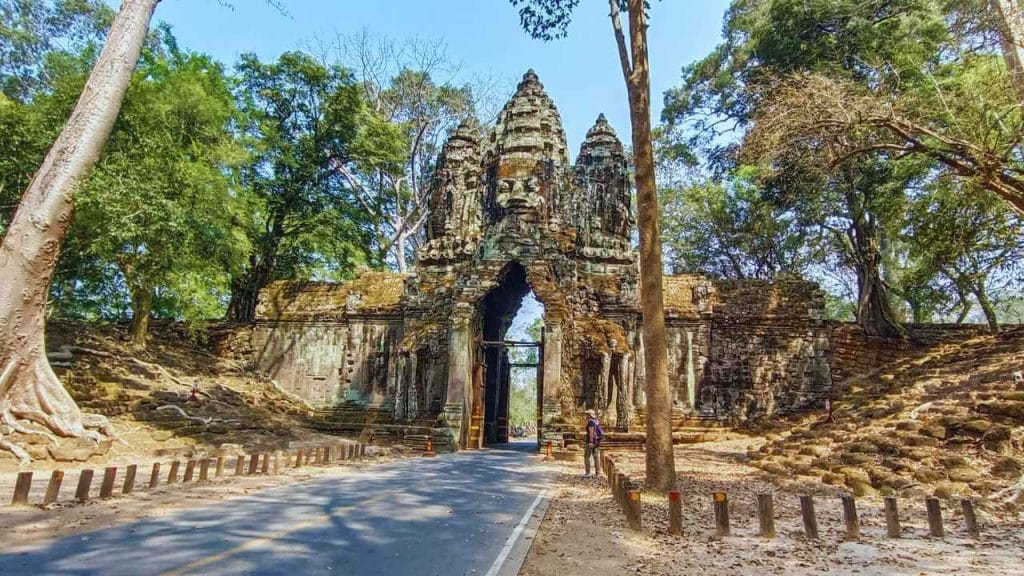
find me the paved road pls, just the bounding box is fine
[0,442,552,576]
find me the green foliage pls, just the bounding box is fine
[660,167,811,279]
[659,0,1024,331]
[508,370,537,429]
[663,0,949,160]
[233,51,381,283]
[0,0,114,100]
[69,35,251,325]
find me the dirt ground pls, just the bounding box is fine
[520,438,1024,576]
[0,450,398,552]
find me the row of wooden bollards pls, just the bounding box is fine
[8,442,366,508]
[601,454,980,539]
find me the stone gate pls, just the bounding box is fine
[217,71,833,450]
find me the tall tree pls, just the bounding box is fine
[226,52,391,322]
[904,178,1024,329]
[994,0,1024,104]
[0,0,158,460]
[509,0,676,491]
[663,0,953,338]
[660,167,812,279]
[326,33,488,271]
[73,40,250,348]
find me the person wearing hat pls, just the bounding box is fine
[583,408,603,478]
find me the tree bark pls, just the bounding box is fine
[844,177,903,339]
[995,0,1024,106]
[610,0,676,492]
[0,0,158,459]
[973,280,1000,332]
[226,218,283,323]
[128,286,153,349]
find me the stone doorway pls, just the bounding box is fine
[474,262,544,449]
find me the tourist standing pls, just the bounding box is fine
[583,409,603,478]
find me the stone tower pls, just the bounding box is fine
[226,69,833,452]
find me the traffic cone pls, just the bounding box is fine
[545,440,554,461]
[423,437,436,458]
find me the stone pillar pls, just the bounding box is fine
[542,321,562,424]
[442,305,473,449]
[634,331,646,408]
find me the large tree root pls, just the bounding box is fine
[993,474,1024,504]
[155,404,238,426]
[1,347,112,465]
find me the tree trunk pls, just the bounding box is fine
[395,231,408,273]
[995,0,1024,106]
[612,0,676,492]
[973,280,1000,332]
[846,183,903,339]
[128,286,153,349]
[226,220,283,323]
[853,246,903,338]
[0,0,158,460]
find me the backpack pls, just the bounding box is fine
[592,419,604,442]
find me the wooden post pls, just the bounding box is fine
[273,452,280,474]
[123,464,137,494]
[294,449,303,468]
[167,461,180,484]
[713,491,730,538]
[757,493,775,538]
[925,497,944,538]
[44,470,64,505]
[149,463,161,489]
[261,453,270,474]
[884,496,901,538]
[199,459,210,482]
[100,466,117,498]
[613,472,625,510]
[961,498,979,538]
[215,456,225,477]
[235,455,246,476]
[668,490,683,536]
[11,471,32,505]
[841,495,860,540]
[323,445,332,464]
[75,470,94,502]
[183,460,196,483]
[625,489,642,531]
[799,495,819,540]
[248,454,259,475]
[359,443,366,458]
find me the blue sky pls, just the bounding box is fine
[142,0,730,150]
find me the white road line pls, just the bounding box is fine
[484,488,548,576]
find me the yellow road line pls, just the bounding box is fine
[159,492,391,576]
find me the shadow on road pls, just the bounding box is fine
[0,443,552,576]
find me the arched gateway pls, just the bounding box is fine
[218,71,833,451]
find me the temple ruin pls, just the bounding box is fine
[218,71,833,450]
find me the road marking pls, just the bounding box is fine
[484,489,548,576]
[158,492,392,576]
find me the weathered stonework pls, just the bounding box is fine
[218,71,833,449]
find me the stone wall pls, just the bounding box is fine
[215,276,408,409]
[829,323,1000,388]
[663,278,832,420]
